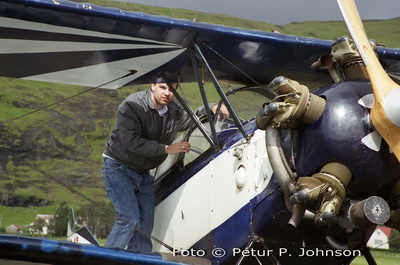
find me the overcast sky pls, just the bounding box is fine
[115,0,400,25]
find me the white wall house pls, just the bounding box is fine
[367,226,392,250]
[29,214,54,235]
[5,224,22,234]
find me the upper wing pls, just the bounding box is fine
[0,0,399,89]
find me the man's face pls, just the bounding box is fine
[151,83,176,108]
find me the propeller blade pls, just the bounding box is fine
[337,0,400,161]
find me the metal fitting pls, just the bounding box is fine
[256,76,326,129]
[312,36,373,82]
[290,162,352,225]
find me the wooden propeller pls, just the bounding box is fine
[337,0,400,161]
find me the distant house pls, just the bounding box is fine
[67,207,100,245]
[6,224,22,233]
[367,226,392,250]
[67,226,100,245]
[29,214,55,235]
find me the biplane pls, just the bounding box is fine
[0,0,400,264]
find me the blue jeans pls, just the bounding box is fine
[102,157,155,252]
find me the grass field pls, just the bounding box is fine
[351,250,400,265]
[0,205,58,228]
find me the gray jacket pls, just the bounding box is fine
[104,89,194,172]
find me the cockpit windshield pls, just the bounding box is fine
[152,86,272,180]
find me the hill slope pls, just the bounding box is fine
[0,1,399,227]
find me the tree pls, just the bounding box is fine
[76,201,115,239]
[389,228,400,251]
[51,201,69,237]
[31,217,47,235]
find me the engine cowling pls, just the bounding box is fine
[295,80,400,199]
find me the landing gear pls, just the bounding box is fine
[235,235,280,265]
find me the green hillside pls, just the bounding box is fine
[0,0,399,232]
[79,0,399,47]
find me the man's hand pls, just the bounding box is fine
[165,141,190,154]
[212,104,230,120]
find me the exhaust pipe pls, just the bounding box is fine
[311,54,343,83]
[265,124,313,227]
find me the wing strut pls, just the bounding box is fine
[159,75,218,150]
[192,44,249,141]
[189,49,220,149]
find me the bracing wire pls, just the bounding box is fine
[0,145,175,252]
[371,233,400,251]
[3,86,97,124]
[202,42,268,89]
[1,71,176,252]
[3,71,136,124]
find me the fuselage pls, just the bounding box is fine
[152,80,400,264]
